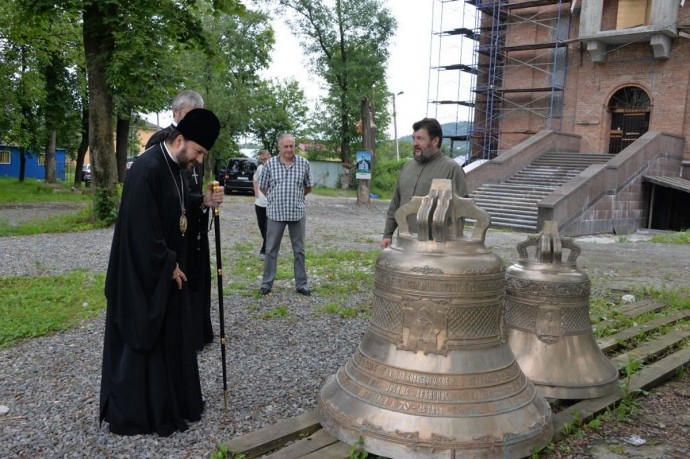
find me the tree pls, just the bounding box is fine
[247,78,309,154]
[0,0,48,182]
[278,0,396,187]
[75,0,245,222]
[0,0,85,185]
[179,4,275,169]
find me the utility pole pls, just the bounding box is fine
[392,91,403,161]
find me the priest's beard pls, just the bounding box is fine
[414,148,435,164]
[176,144,193,170]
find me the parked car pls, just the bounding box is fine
[223,158,257,195]
[82,164,91,185]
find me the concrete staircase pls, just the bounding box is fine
[471,152,615,231]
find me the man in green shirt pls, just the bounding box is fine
[381,117,468,248]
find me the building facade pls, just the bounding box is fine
[471,0,689,171]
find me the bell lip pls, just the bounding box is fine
[318,384,554,459]
[537,380,622,400]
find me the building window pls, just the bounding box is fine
[0,150,10,164]
[37,155,44,165]
[616,0,652,29]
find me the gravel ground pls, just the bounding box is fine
[1,194,689,458]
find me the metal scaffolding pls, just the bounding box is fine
[429,0,570,161]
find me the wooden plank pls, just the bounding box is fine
[263,428,339,459]
[553,346,690,441]
[611,327,690,371]
[299,441,350,459]
[613,300,665,317]
[628,346,690,392]
[223,410,321,459]
[597,309,690,353]
[593,301,666,334]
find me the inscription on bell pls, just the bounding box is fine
[384,383,411,397]
[416,388,451,401]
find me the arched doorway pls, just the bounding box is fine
[607,86,651,154]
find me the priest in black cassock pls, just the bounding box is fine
[100,108,222,436]
[145,90,213,351]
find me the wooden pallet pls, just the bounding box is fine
[223,301,690,459]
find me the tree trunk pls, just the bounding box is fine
[18,148,26,183]
[83,2,118,221]
[44,130,57,183]
[74,106,89,187]
[357,98,375,205]
[116,116,130,183]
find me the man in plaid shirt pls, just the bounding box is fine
[258,134,313,296]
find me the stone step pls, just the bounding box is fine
[469,151,615,233]
[474,200,545,209]
[473,192,547,202]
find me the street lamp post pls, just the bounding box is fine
[392,91,404,161]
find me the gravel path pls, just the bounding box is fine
[1,194,689,458]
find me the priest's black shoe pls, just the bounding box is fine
[296,287,311,296]
[260,287,271,295]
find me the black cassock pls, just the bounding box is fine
[100,143,204,436]
[147,126,213,350]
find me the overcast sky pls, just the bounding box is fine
[146,1,476,140]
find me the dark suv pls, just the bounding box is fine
[223,158,258,195]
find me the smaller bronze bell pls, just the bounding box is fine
[505,221,619,399]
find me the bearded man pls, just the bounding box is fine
[100,109,222,436]
[381,117,468,249]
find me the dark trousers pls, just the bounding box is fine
[255,204,267,254]
[261,217,307,290]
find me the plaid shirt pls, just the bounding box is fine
[260,155,313,221]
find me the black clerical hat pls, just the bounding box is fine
[177,108,221,151]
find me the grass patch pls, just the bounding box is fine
[0,178,105,236]
[310,187,357,198]
[0,270,106,349]
[649,229,690,245]
[321,303,371,319]
[257,305,290,319]
[0,177,90,204]
[0,203,107,237]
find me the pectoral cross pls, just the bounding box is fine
[191,167,199,185]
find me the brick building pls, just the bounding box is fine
[438,0,690,235]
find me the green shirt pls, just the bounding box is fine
[383,152,468,239]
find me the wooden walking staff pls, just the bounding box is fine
[210,180,229,410]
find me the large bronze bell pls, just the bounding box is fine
[504,221,619,399]
[319,179,553,459]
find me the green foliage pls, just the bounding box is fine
[209,443,245,459]
[0,271,106,349]
[560,409,585,437]
[248,79,309,155]
[259,306,290,319]
[93,186,119,226]
[368,157,405,199]
[649,229,690,244]
[348,436,368,459]
[179,5,275,163]
[280,0,397,164]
